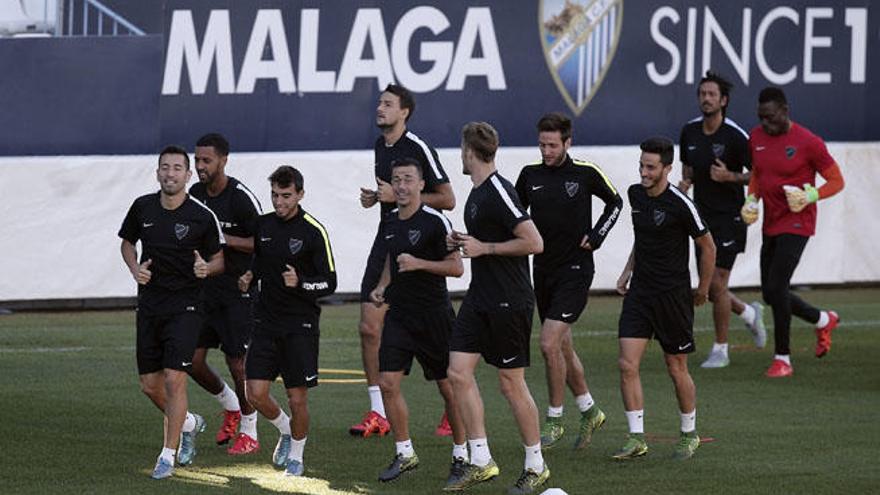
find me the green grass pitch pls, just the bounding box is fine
[1,288,878,494]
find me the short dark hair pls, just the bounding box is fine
[196,133,230,156]
[383,84,415,121]
[391,157,423,179]
[698,71,733,112]
[159,145,190,169]
[462,122,499,162]
[759,86,788,106]
[640,137,674,165]
[269,165,304,191]
[536,112,572,142]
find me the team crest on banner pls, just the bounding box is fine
[539,0,624,116]
[565,181,579,197]
[408,230,421,246]
[289,238,303,255]
[174,223,189,240]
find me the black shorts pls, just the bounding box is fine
[618,286,695,355]
[380,305,454,380]
[245,316,319,389]
[697,214,747,271]
[359,226,388,303]
[450,299,533,369]
[197,290,254,357]
[534,263,593,324]
[136,309,202,374]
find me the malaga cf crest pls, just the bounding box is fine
[539,0,624,116]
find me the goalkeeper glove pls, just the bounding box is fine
[741,194,759,225]
[803,183,819,204]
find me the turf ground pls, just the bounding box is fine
[1,287,878,494]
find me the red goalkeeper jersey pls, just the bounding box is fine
[749,122,835,237]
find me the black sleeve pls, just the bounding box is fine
[585,167,623,250]
[514,168,530,210]
[679,194,708,239]
[494,177,530,232]
[233,188,262,236]
[296,221,337,298]
[679,126,690,166]
[118,200,141,243]
[419,144,449,191]
[200,211,224,258]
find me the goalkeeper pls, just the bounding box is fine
[741,87,845,378]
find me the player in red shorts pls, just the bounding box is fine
[741,87,845,378]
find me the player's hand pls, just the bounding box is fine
[677,178,692,192]
[803,183,819,204]
[579,234,593,251]
[135,259,152,285]
[447,231,463,251]
[783,185,809,213]
[741,194,759,225]
[693,288,709,307]
[616,271,630,296]
[369,285,386,307]
[710,158,734,183]
[376,178,395,203]
[396,253,422,272]
[360,187,378,208]
[193,250,209,278]
[457,234,486,258]
[282,264,299,287]
[238,270,253,292]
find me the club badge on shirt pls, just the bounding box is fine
[653,209,666,226]
[289,238,303,255]
[565,181,579,197]
[175,223,189,240]
[408,229,421,246]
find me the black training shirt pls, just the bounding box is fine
[516,154,622,269]
[252,208,337,323]
[679,117,750,217]
[190,176,262,294]
[463,172,534,311]
[628,183,708,295]
[381,204,454,310]
[374,130,449,219]
[118,192,225,316]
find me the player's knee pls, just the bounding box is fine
[139,381,161,400]
[245,384,267,408]
[539,335,560,358]
[446,365,467,389]
[496,372,521,398]
[287,393,308,414]
[618,357,639,377]
[358,320,380,342]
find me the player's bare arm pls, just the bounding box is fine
[693,232,715,306]
[616,248,634,295]
[454,220,543,258]
[710,158,750,184]
[421,182,456,211]
[370,254,392,306]
[397,250,463,277]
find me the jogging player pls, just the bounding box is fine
[188,133,263,453]
[679,71,767,368]
[354,84,455,437]
[515,112,621,450]
[446,122,549,494]
[238,166,337,476]
[615,137,715,461]
[368,158,466,483]
[119,145,225,479]
[742,87,845,378]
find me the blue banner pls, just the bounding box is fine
[0,0,876,155]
